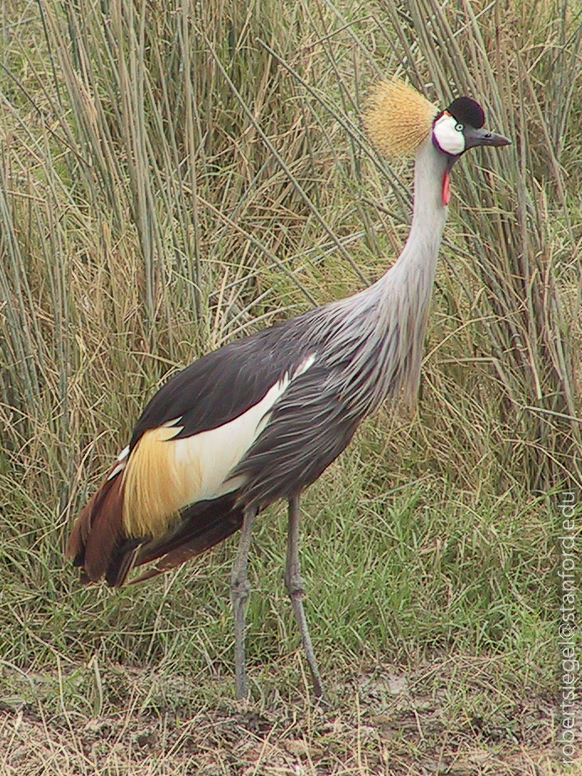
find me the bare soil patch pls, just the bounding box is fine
[0,656,566,775]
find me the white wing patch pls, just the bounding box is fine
[121,354,316,537]
[176,353,317,500]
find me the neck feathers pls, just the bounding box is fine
[357,138,449,408]
[396,137,449,273]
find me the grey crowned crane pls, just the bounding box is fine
[67,79,510,699]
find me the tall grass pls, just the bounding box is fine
[394,0,582,490]
[0,0,579,698]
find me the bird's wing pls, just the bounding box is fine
[119,335,316,538]
[231,361,362,509]
[130,322,310,445]
[67,319,316,583]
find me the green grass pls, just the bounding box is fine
[0,0,581,773]
[0,452,556,676]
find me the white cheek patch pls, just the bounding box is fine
[433,113,465,155]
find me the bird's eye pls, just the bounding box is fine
[455,122,464,132]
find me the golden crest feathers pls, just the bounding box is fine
[363,79,438,158]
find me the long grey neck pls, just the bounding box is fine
[383,137,449,286]
[310,137,451,415]
[353,137,450,408]
[373,137,450,403]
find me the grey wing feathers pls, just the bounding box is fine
[130,317,316,447]
[232,364,361,508]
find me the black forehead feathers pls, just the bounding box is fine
[446,97,485,129]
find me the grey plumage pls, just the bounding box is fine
[232,139,450,508]
[67,81,510,700]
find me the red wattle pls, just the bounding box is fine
[442,170,450,206]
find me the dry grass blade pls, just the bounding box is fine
[0,1,579,773]
[375,0,582,488]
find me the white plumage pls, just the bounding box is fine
[67,80,510,701]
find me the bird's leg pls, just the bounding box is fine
[284,495,326,699]
[230,506,255,699]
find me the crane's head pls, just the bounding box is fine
[432,96,510,155]
[363,79,510,203]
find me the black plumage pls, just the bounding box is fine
[447,96,485,129]
[67,77,510,699]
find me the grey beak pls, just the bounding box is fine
[464,126,511,150]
